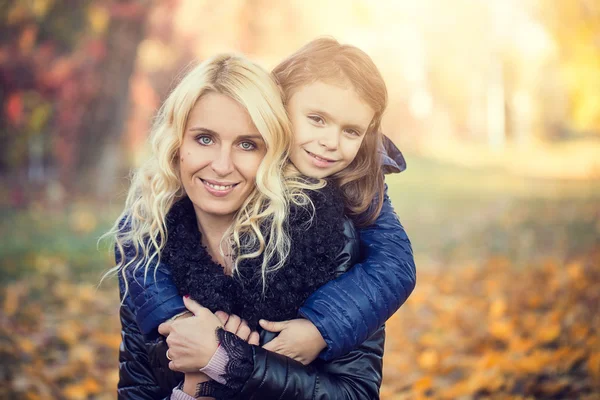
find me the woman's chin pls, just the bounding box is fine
[188,196,240,219]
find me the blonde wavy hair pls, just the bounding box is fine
[103,54,322,297]
[273,37,388,227]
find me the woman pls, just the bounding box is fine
[112,53,387,399]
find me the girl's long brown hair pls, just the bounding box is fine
[272,37,387,227]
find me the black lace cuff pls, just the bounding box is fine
[195,328,254,399]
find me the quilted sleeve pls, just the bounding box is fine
[117,273,174,400]
[299,184,416,360]
[116,242,187,339]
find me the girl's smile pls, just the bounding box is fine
[303,149,339,168]
[287,81,375,179]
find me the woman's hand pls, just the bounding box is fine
[158,296,222,372]
[259,318,326,365]
[158,310,194,333]
[215,311,260,345]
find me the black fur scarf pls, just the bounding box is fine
[163,182,347,330]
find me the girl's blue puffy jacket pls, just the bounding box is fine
[125,136,416,361]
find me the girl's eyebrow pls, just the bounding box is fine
[307,108,368,133]
[344,122,368,134]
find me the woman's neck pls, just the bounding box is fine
[193,207,234,272]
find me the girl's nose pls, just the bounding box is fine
[317,128,340,151]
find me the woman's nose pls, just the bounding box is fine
[211,148,235,176]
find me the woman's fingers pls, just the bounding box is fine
[236,320,251,341]
[224,313,241,333]
[248,331,260,346]
[207,311,259,344]
[215,310,229,325]
[182,296,205,316]
[158,322,172,337]
[221,314,257,343]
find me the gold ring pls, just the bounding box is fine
[166,349,172,361]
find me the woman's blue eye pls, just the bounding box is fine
[197,135,213,145]
[239,141,256,151]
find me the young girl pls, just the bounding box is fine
[133,38,415,367]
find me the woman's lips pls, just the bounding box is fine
[199,178,239,197]
[304,149,338,168]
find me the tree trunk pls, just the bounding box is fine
[76,1,149,197]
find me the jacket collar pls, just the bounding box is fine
[380,135,407,174]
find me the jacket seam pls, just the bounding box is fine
[253,351,269,398]
[276,359,289,400]
[347,262,392,326]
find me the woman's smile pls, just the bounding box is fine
[199,178,239,197]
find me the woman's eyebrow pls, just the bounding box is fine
[238,134,264,141]
[189,127,217,135]
[188,127,263,141]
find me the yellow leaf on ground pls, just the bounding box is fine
[82,377,101,395]
[63,384,87,400]
[413,375,433,392]
[18,338,36,354]
[418,349,439,370]
[588,352,600,379]
[489,298,507,318]
[537,323,561,343]
[489,319,514,341]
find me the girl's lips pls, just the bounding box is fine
[305,150,338,168]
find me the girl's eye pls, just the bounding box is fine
[308,115,325,125]
[239,141,256,151]
[344,129,360,137]
[197,135,213,145]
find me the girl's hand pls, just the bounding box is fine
[215,311,260,345]
[158,296,222,372]
[259,318,326,365]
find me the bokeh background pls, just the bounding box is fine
[1,0,599,398]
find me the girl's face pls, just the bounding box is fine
[179,92,267,221]
[286,80,375,179]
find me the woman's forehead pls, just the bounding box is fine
[186,92,260,137]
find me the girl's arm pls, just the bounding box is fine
[299,183,416,360]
